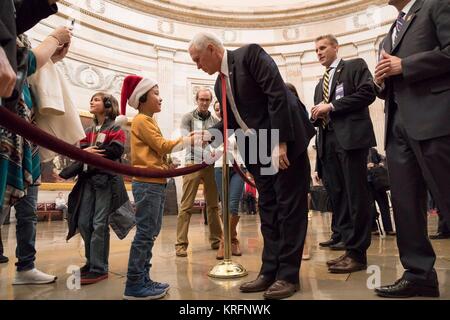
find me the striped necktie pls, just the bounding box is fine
[321,67,333,129]
[394,11,406,44]
[322,67,332,103]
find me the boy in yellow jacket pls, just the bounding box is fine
[120,75,194,300]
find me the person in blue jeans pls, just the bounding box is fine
[121,75,194,299]
[214,132,245,259]
[11,186,57,284]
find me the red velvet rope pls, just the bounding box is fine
[232,160,256,188]
[0,107,207,178]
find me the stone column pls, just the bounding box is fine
[155,46,176,137]
[283,52,305,101]
[356,39,385,151]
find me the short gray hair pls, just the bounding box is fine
[189,32,224,51]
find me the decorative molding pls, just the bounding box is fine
[58,61,126,95]
[109,0,387,28]
[56,1,395,49]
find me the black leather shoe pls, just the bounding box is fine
[263,280,299,300]
[319,238,340,247]
[329,241,346,251]
[429,233,450,240]
[375,278,440,298]
[0,254,9,264]
[240,275,274,293]
[328,256,367,274]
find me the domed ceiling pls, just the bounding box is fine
[110,0,386,27]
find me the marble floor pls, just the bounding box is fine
[0,212,449,300]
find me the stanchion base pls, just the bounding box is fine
[208,260,248,279]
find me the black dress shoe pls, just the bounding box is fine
[328,256,367,274]
[0,254,9,264]
[240,275,274,293]
[319,238,340,247]
[263,280,299,300]
[329,241,346,251]
[375,278,440,298]
[429,233,450,240]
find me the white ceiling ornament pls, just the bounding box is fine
[222,30,237,43]
[158,20,175,34]
[86,0,106,14]
[283,27,300,41]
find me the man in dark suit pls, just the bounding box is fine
[373,0,450,298]
[188,32,315,299]
[0,0,59,104]
[311,34,376,273]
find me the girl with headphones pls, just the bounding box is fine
[75,92,126,285]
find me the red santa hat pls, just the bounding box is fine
[116,75,158,125]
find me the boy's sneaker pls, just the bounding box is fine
[145,277,170,292]
[80,271,108,285]
[13,268,57,285]
[123,282,167,300]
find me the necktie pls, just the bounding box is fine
[394,11,406,44]
[221,72,250,133]
[322,67,332,103]
[321,67,332,129]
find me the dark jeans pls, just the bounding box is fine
[14,185,38,271]
[126,182,166,286]
[78,176,112,274]
[214,167,245,215]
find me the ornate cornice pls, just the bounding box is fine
[110,0,387,28]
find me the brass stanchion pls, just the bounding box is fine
[208,151,247,278]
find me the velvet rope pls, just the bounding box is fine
[0,107,208,178]
[232,160,256,188]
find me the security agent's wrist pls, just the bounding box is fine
[329,103,335,112]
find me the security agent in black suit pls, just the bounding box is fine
[188,32,315,299]
[311,35,376,274]
[0,0,58,103]
[373,0,450,298]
